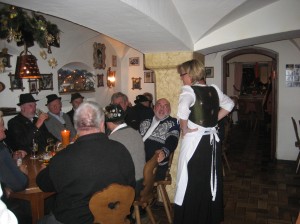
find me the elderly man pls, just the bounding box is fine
[37,102,135,224]
[140,98,180,180]
[44,94,76,142]
[105,104,145,195]
[67,92,84,125]
[7,93,56,154]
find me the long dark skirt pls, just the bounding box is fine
[174,135,224,224]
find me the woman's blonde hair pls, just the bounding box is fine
[177,59,205,83]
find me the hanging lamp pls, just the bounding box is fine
[15,45,41,79]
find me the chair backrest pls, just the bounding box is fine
[164,152,174,180]
[291,117,300,143]
[89,184,135,224]
[139,153,158,203]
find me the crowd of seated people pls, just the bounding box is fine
[1,91,180,223]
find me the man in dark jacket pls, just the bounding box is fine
[7,93,56,154]
[66,92,84,125]
[36,101,135,224]
[126,94,154,130]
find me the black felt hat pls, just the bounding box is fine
[70,92,84,103]
[134,95,150,104]
[104,104,126,122]
[46,94,61,106]
[17,93,39,106]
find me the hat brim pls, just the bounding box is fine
[17,99,39,106]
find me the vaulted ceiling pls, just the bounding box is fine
[1,0,300,55]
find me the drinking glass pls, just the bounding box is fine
[30,141,38,159]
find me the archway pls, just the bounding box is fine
[222,47,278,160]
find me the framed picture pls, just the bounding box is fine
[112,55,117,67]
[93,42,106,69]
[144,70,155,83]
[39,73,53,91]
[97,74,104,87]
[8,73,24,91]
[205,67,214,78]
[129,57,139,66]
[28,79,38,94]
[132,77,142,90]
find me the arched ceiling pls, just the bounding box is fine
[1,0,300,55]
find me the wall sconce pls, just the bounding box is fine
[107,67,115,88]
[15,46,41,79]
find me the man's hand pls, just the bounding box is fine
[35,112,49,129]
[155,150,165,163]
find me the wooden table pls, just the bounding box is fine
[10,155,55,224]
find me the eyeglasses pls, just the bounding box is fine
[180,73,187,77]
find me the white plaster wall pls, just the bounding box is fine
[205,40,300,161]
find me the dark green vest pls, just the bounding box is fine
[189,86,219,127]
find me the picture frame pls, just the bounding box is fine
[28,79,38,94]
[205,67,214,78]
[97,74,104,87]
[129,57,139,66]
[39,73,53,91]
[132,77,142,90]
[8,73,24,91]
[112,55,117,67]
[93,42,106,69]
[144,70,155,83]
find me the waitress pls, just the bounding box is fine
[174,59,234,224]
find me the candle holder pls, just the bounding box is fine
[61,129,70,147]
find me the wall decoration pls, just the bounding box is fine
[286,64,300,87]
[112,55,117,67]
[97,74,104,87]
[205,67,214,78]
[8,73,24,91]
[0,82,5,92]
[132,77,142,90]
[93,42,106,69]
[0,48,12,68]
[58,68,95,94]
[144,70,155,83]
[39,73,53,91]
[129,57,139,66]
[28,79,38,94]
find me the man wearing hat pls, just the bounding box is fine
[7,93,57,154]
[126,94,154,130]
[105,104,145,195]
[44,94,76,142]
[67,93,84,125]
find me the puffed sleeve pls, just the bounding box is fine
[211,84,234,112]
[177,85,195,120]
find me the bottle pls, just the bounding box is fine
[17,154,22,167]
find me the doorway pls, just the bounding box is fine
[222,47,278,160]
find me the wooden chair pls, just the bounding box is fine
[291,117,300,173]
[89,184,135,224]
[133,153,158,224]
[154,152,174,224]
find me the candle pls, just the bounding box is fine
[61,129,70,146]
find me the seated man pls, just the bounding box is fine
[140,98,180,180]
[7,93,57,154]
[111,92,134,127]
[67,92,84,125]
[37,101,135,224]
[127,95,154,130]
[105,104,145,195]
[44,94,76,142]
[0,111,29,224]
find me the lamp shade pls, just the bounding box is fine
[15,51,41,79]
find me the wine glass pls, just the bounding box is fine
[30,141,38,159]
[46,138,54,152]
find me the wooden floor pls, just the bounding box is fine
[144,124,300,224]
